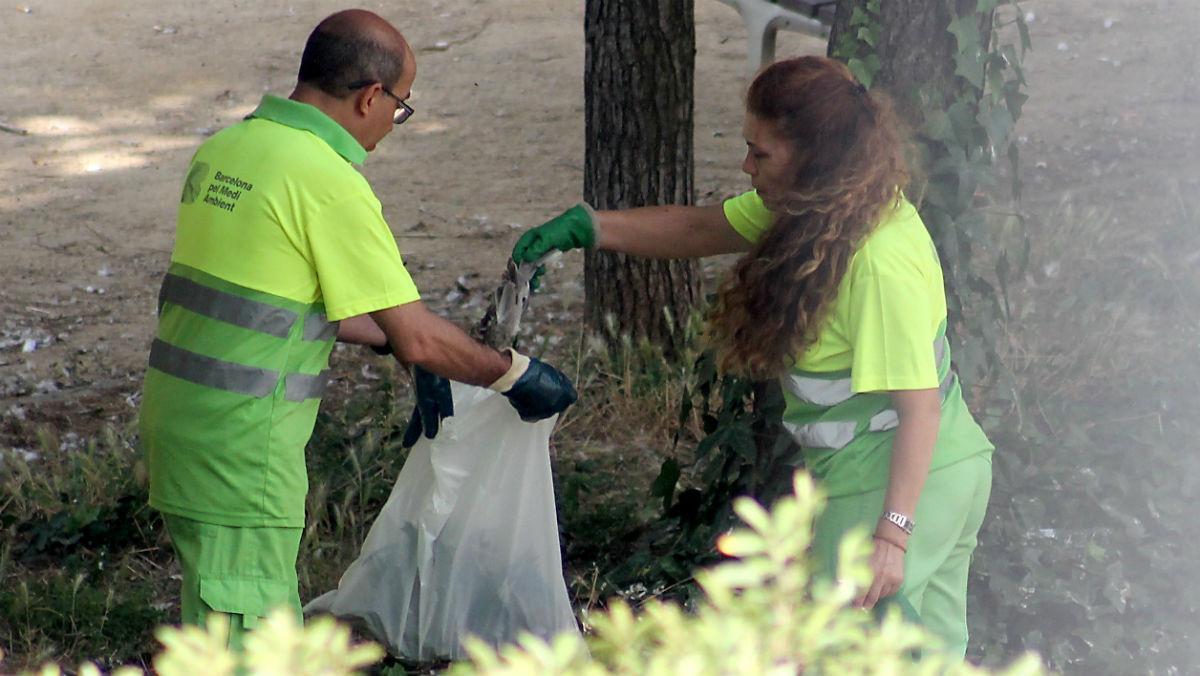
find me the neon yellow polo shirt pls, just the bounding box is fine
[172,95,419,320]
[723,190,992,496]
[149,95,419,527]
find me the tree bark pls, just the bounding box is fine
[827,0,990,128]
[583,0,701,355]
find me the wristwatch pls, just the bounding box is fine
[880,510,915,535]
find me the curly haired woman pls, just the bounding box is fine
[511,55,994,657]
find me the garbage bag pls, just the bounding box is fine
[305,381,579,660]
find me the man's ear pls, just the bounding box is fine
[353,85,379,118]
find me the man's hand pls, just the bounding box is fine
[489,350,577,422]
[512,204,597,264]
[401,366,454,448]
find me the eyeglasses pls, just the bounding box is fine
[347,80,415,125]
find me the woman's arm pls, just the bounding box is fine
[595,204,754,259]
[513,203,752,264]
[855,387,941,609]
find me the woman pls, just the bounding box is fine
[511,55,993,657]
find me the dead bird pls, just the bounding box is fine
[474,252,560,349]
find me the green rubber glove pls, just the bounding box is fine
[512,204,597,264]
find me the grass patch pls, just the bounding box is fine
[0,422,167,673]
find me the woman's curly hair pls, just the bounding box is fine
[708,56,911,379]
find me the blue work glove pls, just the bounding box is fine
[489,350,577,422]
[401,365,454,448]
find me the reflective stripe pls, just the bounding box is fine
[159,273,297,339]
[285,371,330,401]
[783,420,857,450]
[149,339,278,398]
[303,312,339,342]
[782,375,853,407]
[868,409,899,433]
[784,335,958,450]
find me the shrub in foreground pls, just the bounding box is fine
[4,473,1045,676]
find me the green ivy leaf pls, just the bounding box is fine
[1004,80,1030,120]
[924,109,957,145]
[727,424,757,464]
[651,459,681,510]
[847,58,874,89]
[696,427,725,460]
[955,48,987,89]
[1001,45,1027,85]
[947,15,981,52]
[857,25,879,48]
[981,102,1015,148]
[1017,13,1033,53]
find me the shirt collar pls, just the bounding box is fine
[247,94,368,165]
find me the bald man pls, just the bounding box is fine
[138,10,576,647]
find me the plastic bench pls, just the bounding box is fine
[714,0,837,72]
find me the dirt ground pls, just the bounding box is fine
[1,0,1197,449]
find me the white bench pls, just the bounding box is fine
[713,0,836,72]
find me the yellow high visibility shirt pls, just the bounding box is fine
[173,94,420,321]
[722,190,992,496]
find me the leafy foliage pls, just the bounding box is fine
[5,474,1049,676]
[913,0,1030,392]
[5,611,383,676]
[453,473,1046,675]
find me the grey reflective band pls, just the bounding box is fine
[285,371,330,401]
[782,375,853,407]
[159,273,297,339]
[303,312,339,342]
[868,409,900,433]
[149,339,279,398]
[783,335,958,450]
[783,420,857,450]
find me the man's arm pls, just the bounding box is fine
[369,301,510,387]
[336,314,388,346]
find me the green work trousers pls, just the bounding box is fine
[163,514,304,651]
[811,452,992,658]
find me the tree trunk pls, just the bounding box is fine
[583,0,701,355]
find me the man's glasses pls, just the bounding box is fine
[347,80,414,125]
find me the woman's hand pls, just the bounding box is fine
[512,204,598,263]
[854,535,906,609]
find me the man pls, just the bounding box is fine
[138,9,576,648]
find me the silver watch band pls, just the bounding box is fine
[880,510,915,535]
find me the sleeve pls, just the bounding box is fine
[306,194,421,321]
[846,257,940,394]
[722,190,775,244]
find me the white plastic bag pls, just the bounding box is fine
[305,381,579,660]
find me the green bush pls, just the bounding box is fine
[5,473,1045,676]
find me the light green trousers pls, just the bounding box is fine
[811,452,992,658]
[164,514,303,651]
